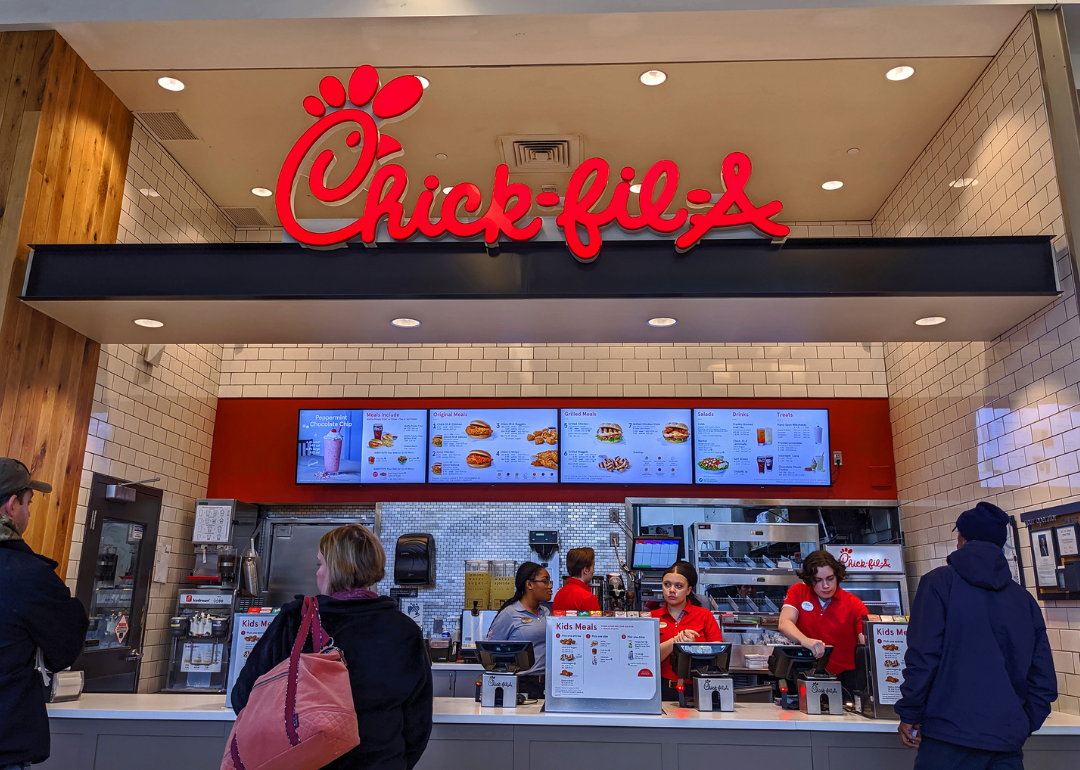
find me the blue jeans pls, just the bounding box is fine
[914,736,1024,770]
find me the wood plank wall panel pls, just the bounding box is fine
[0,31,134,573]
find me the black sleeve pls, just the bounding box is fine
[401,634,434,770]
[231,608,300,714]
[1023,597,1058,734]
[18,565,89,671]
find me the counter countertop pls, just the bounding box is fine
[46,695,1080,735]
[431,662,484,671]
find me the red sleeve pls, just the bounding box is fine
[703,609,723,642]
[783,582,806,608]
[585,591,600,612]
[851,597,869,636]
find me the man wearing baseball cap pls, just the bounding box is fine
[895,501,1057,768]
[0,458,88,770]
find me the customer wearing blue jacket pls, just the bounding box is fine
[895,501,1056,769]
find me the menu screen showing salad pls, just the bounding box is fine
[427,409,560,483]
[693,408,831,486]
[559,409,693,484]
[359,410,428,484]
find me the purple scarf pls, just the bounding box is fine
[331,587,379,601]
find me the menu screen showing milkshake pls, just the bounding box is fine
[692,409,831,486]
[427,409,560,483]
[559,409,693,484]
[296,409,428,484]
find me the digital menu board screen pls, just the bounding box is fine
[693,408,830,486]
[296,409,427,484]
[559,409,693,484]
[427,409,560,483]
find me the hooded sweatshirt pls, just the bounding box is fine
[895,540,1056,752]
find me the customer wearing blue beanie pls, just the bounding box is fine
[895,501,1056,768]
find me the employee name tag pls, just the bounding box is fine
[521,617,532,623]
[659,622,668,629]
[801,601,814,612]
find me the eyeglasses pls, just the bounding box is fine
[530,578,552,585]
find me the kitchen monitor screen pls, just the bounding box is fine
[632,537,682,570]
[692,408,831,486]
[559,408,693,484]
[296,409,428,484]
[428,409,559,483]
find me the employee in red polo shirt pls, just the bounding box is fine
[654,561,722,699]
[553,547,600,613]
[778,549,868,697]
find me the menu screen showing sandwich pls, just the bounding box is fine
[692,408,831,486]
[296,409,428,484]
[559,409,693,484]
[427,409,560,483]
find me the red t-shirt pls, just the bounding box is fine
[782,582,868,674]
[552,577,600,613]
[654,603,723,681]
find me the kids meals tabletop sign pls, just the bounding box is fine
[277,66,789,262]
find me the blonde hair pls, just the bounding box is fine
[319,524,385,593]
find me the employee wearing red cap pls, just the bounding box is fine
[654,561,722,699]
[778,549,867,697]
[553,547,600,613]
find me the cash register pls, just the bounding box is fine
[768,645,842,715]
[475,640,534,708]
[670,642,734,712]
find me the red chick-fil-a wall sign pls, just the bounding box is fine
[277,66,790,262]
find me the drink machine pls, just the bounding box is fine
[165,499,261,693]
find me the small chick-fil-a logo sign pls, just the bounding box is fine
[277,66,789,261]
[838,546,893,571]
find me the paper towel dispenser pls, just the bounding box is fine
[394,533,435,585]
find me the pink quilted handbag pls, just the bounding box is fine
[222,597,360,770]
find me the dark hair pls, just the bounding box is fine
[1,488,30,509]
[496,561,546,616]
[663,561,702,607]
[797,549,848,585]
[566,547,595,578]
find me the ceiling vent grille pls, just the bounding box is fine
[135,111,199,141]
[222,207,270,227]
[499,134,582,173]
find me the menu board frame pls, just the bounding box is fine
[692,407,833,487]
[427,407,561,485]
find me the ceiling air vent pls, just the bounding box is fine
[499,134,582,173]
[135,111,199,141]
[222,207,270,228]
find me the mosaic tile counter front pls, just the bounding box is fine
[264,501,624,638]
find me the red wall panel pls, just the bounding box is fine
[207,398,896,504]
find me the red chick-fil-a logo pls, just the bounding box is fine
[277,66,790,262]
[838,547,892,571]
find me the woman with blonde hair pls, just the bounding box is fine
[231,524,432,770]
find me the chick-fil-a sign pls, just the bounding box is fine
[826,545,904,573]
[277,65,789,262]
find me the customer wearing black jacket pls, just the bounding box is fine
[0,458,89,769]
[896,501,1057,769]
[232,524,432,770]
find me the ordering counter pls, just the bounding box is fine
[45,693,1080,770]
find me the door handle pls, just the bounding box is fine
[127,650,143,661]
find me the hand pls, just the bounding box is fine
[898,723,922,748]
[804,638,826,658]
[674,629,700,643]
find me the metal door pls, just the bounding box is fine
[73,474,161,692]
[266,523,338,604]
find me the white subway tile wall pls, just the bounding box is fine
[876,16,1080,714]
[217,342,888,400]
[71,125,226,693]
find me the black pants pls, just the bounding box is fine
[837,669,858,701]
[913,736,1023,770]
[517,674,545,699]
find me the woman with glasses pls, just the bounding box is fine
[485,561,552,698]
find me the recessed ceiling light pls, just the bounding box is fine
[435,153,448,160]
[134,318,164,328]
[821,180,844,190]
[847,148,860,155]
[647,317,677,327]
[391,318,421,328]
[886,66,915,82]
[157,76,185,92]
[442,187,453,194]
[914,316,946,326]
[417,76,430,89]
[629,184,641,194]
[251,187,272,197]
[949,178,978,188]
[138,188,160,198]
[639,70,667,86]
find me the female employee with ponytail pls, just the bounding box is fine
[485,561,553,698]
[654,561,723,699]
